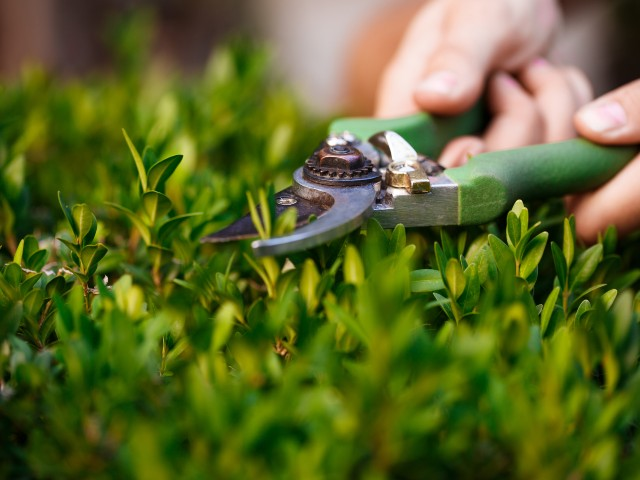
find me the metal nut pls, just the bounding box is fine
[316,145,364,171]
[386,161,430,193]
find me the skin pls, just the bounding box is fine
[569,81,640,242]
[374,0,639,241]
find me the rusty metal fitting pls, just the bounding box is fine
[303,140,381,186]
[386,160,431,193]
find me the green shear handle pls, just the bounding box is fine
[331,109,638,225]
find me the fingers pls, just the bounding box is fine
[438,61,591,166]
[519,60,593,142]
[375,2,447,117]
[413,1,506,115]
[567,153,640,243]
[483,72,545,150]
[375,0,562,117]
[438,72,546,167]
[574,79,640,144]
[569,80,640,242]
[439,136,485,168]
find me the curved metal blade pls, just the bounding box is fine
[201,187,329,243]
[252,168,377,257]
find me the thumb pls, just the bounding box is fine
[412,0,533,115]
[413,48,487,115]
[574,79,640,144]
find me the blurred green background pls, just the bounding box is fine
[1,2,640,479]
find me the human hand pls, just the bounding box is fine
[375,0,562,118]
[437,58,592,167]
[567,80,640,242]
[373,0,591,166]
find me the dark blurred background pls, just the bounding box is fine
[0,0,638,115]
[0,0,247,77]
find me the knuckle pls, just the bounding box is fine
[617,80,640,115]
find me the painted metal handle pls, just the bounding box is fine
[446,139,638,224]
[331,111,637,225]
[329,104,484,158]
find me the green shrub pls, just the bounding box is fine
[2,30,640,480]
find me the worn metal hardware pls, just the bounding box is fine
[385,160,431,193]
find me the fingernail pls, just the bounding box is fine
[418,71,459,97]
[496,73,518,88]
[578,101,627,133]
[531,57,550,68]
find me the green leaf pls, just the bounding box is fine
[434,242,448,276]
[259,188,272,239]
[344,244,364,286]
[461,263,480,314]
[142,191,172,224]
[148,245,173,266]
[506,211,520,248]
[13,238,24,265]
[570,283,607,310]
[4,263,23,287]
[541,286,560,336]
[26,250,48,271]
[72,204,97,244]
[213,301,237,350]
[488,234,515,274]
[23,288,44,319]
[300,259,320,312]
[246,191,267,240]
[80,244,108,275]
[23,235,40,260]
[518,202,529,235]
[20,273,43,297]
[570,244,603,289]
[475,245,494,284]
[106,202,152,245]
[550,242,567,288]
[363,218,387,270]
[601,289,618,311]
[433,292,455,322]
[243,254,271,295]
[511,199,525,217]
[610,269,640,291]
[389,224,406,255]
[58,191,78,237]
[520,232,548,279]
[410,269,444,293]
[46,276,67,298]
[324,299,369,346]
[563,217,575,268]
[445,258,466,300]
[57,237,81,256]
[435,320,456,346]
[514,222,542,261]
[601,225,617,256]
[398,244,416,265]
[157,213,202,244]
[147,154,182,191]
[0,302,22,340]
[575,299,592,324]
[123,129,148,191]
[0,273,18,303]
[274,207,298,237]
[440,230,456,260]
[142,146,158,171]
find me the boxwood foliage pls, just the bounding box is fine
[2,30,640,480]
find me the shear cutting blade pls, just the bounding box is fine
[203,168,378,257]
[251,168,377,257]
[202,187,329,243]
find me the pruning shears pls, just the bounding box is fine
[204,107,637,257]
